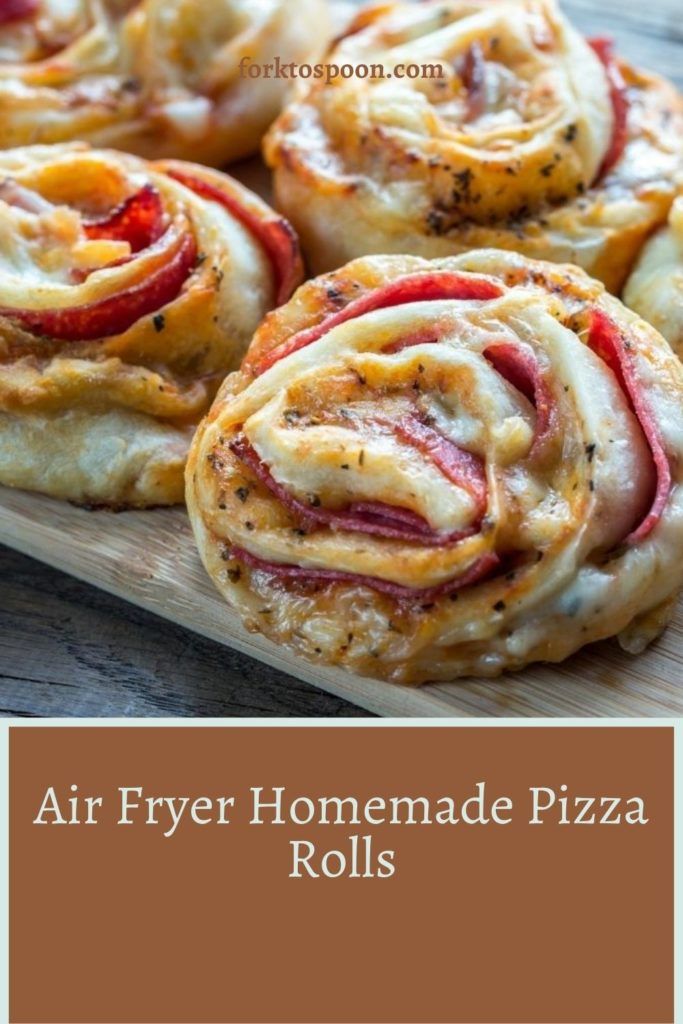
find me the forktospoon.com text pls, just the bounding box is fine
[239,55,446,85]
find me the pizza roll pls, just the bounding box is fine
[0,0,330,165]
[187,250,683,684]
[623,195,683,356]
[0,143,302,507]
[265,0,683,292]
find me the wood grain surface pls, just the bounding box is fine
[1,0,682,718]
[2,488,682,718]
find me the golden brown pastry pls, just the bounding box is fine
[623,195,683,356]
[265,0,683,292]
[0,0,330,165]
[0,143,303,507]
[187,250,683,684]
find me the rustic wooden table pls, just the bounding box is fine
[1,0,680,718]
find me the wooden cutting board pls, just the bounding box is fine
[2,0,682,718]
[1,486,681,718]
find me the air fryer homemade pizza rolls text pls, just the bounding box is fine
[187,251,683,684]
[624,195,683,356]
[265,0,683,291]
[0,0,330,165]
[0,143,302,506]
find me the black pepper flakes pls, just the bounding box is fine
[325,285,345,306]
[235,486,250,503]
[453,168,473,191]
[426,208,447,235]
[493,600,506,612]
[152,313,165,332]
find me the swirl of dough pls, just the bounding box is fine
[0,142,303,506]
[265,0,683,292]
[0,0,330,165]
[623,195,683,356]
[187,250,683,684]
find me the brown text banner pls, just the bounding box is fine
[9,726,673,1023]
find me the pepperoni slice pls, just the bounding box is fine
[484,342,556,451]
[589,37,629,180]
[254,272,503,375]
[588,307,670,543]
[230,545,500,602]
[229,430,484,545]
[460,42,487,121]
[84,185,165,253]
[0,0,38,25]
[392,413,488,519]
[166,168,300,307]
[0,230,196,340]
[382,325,446,353]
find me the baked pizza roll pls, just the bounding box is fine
[265,0,683,292]
[187,251,683,685]
[0,0,330,165]
[0,143,302,507]
[623,195,683,356]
